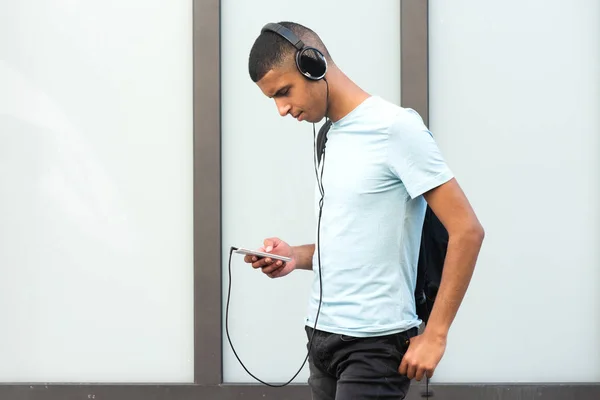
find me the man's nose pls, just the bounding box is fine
[276,100,291,117]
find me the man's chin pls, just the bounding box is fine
[302,115,325,124]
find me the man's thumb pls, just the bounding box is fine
[263,237,279,252]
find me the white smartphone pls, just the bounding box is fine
[234,247,292,262]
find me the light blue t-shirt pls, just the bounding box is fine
[305,95,454,337]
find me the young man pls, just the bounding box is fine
[244,21,485,399]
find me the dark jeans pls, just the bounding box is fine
[305,325,418,400]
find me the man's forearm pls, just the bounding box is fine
[292,244,315,270]
[424,226,484,338]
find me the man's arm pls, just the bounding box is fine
[399,177,484,380]
[422,177,484,337]
[291,244,315,270]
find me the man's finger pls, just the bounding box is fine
[263,261,283,274]
[263,238,277,252]
[262,261,284,274]
[266,266,283,279]
[398,358,408,376]
[251,258,270,269]
[415,366,426,382]
[406,363,417,380]
[270,268,285,278]
[245,246,265,264]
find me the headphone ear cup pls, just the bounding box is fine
[297,47,327,80]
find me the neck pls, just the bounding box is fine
[324,68,371,123]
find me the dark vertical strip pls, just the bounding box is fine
[401,0,429,125]
[193,0,222,385]
[401,1,430,395]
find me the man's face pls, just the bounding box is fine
[256,62,326,123]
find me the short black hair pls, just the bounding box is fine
[248,21,332,82]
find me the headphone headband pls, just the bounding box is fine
[261,23,304,50]
[260,22,328,81]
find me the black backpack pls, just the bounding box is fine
[316,120,447,325]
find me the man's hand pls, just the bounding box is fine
[243,237,296,278]
[398,332,447,381]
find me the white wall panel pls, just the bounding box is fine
[0,1,194,382]
[429,0,600,383]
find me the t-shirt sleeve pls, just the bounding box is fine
[386,108,454,199]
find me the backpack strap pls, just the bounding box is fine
[316,119,332,164]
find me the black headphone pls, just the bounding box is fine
[261,22,328,81]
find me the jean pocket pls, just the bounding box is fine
[394,328,418,353]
